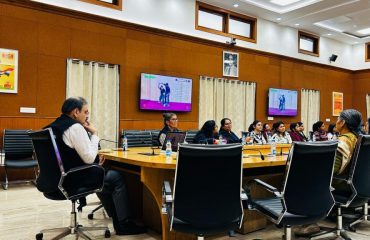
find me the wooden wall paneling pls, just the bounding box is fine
[353,71,370,120]
[38,23,71,58]
[37,55,67,117]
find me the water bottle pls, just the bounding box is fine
[122,135,128,151]
[270,141,277,156]
[219,135,224,145]
[165,140,172,158]
[267,133,272,144]
[241,134,246,146]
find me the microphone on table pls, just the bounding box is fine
[98,139,118,150]
[244,149,264,160]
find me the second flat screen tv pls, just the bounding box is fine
[268,88,298,116]
[140,73,192,112]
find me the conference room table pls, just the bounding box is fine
[101,144,290,240]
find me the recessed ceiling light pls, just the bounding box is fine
[354,42,358,44]
[233,4,239,7]
[277,17,282,21]
[357,28,370,35]
[270,0,300,6]
[295,23,300,26]
[327,33,332,36]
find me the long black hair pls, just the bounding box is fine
[248,120,261,132]
[328,124,336,134]
[339,109,362,136]
[198,120,217,138]
[312,121,324,132]
[290,122,298,132]
[272,121,286,136]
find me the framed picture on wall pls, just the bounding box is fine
[223,51,239,78]
[332,92,343,116]
[0,48,18,94]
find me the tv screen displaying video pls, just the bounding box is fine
[268,88,298,116]
[140,73,192,112]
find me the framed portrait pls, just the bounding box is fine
[0,48,18,94]
[332,92,343,116]
[223,51,239,77]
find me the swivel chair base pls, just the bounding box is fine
[35,201,110,240]
[347,202,370,232]
[310,208,352,240]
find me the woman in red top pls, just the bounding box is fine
[289,122,306,142]
[312,121,328,141]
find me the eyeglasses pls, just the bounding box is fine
[170,118,178,121]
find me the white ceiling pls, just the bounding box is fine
[199,0,370,44]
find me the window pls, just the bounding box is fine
[366,42,370,62]
[298,31,319,57]
[195,1,257,43]
[79,0,122,10]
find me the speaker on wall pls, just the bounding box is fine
[329,54,338,62]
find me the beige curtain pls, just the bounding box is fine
[199,76,256,137]
[66,59,119,148]
[301,89,320,136]
[366,94,370,120]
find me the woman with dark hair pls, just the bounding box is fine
[297,122,309,141]
[327,124,338,140]
[312,121,328,141]
[271,121,292,144]
[289,122,305,142]
[219,118,241,144]
[193,120,219,144]
[248,120,266,144]
[262,123,272,141]
[158,113,179,145]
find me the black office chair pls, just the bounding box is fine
[146,129,160,147]
[162,144,246,239]
[29,128,110,240]
[310,135,370,240]
[2,129,38,190]
[246,141,337,240]
[185,130,198,144]
[123,130,152,147]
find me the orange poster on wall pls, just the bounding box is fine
[333,92,343,116]
[0,48,18,94]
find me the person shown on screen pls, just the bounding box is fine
[164,83,171,106]
[219,118,241,144]
[248,120,266,144]
[289,122,306,142]
[46,97,146,235]
[194,120,219,144]
[158,113,179,146]
[158,83,166,106]
[224,54,237,76]
[271,121,292,144]
[278,94,285,111]
[312,121,328,141]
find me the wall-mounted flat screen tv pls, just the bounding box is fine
[268,88,298,116]
[140,73,192,112]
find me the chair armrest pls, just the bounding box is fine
[60,164,105,199]
[248,179,282,198]
[333,174,350,183]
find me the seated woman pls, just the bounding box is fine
[327,123,338,140]
[248,120,266,144]
[271,121,292,144]
[289,122,306,142]
[193,120,219,144]
[219,118,241,144]
[158,113,179,146]
[262,123,272,141]
[295,109,362,237]
[312,121,328,141]
[297,122,309,141]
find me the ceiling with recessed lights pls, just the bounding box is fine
[199,0,370,44]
